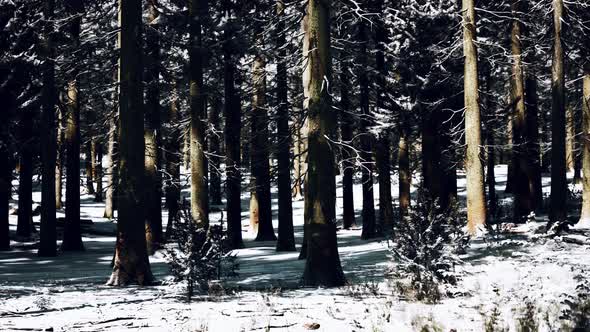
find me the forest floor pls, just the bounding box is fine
[1,165,590,331]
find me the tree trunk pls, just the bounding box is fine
[164,80,181,238]
[462,0,487,234]
[525,71,543,209]
[189,0,209,229]
[144,0,163,254]
[104,112,117,219]
[566,105,575,173]
[398,116,411,219]
[357,20,375,240]
[301,0,345,287]
[293,122,306,200]
[39,0,57,256]
[108,0,153,286]
[579,63,590,225]
[55,108,64,209]
[16,110,34,239]
[95,142,103,202]
[510,0,534,222]
[208,98,222,206]
[223,4,243,249]
[374,0,393,233]
[85,140,95,195]
[275,0,295,251]
[550,0,567,223]
[340,61,356,230]
[484,74,497,219]
[250,50,276,241]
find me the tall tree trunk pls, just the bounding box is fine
[250,49,276,241]
[525,71,543,209]
[275,0,295,251]
[375,0,393,232]
[39,0,57,256]
[510,0,534,222]
[398,118,411,219]
[301,0,345,287]
[223,3,243,249]
[85,140,95,195]
[293,122,306,200]
[566,105,575,172]
[104,113,117,219]
[189,0,209,228]
[108,0,153,286]
[579,63,590,225]
[144,0,163,254]
[357,20,375,240]
[165,81,181,238]
[95,142,103,202]
[340,61,355,230]
[550,0,567,223]
[16,110,34,239]
[55,108,64,209]
[462,0,487,234]
[208,98,222,206]
[62,0,84,251]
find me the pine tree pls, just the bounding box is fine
[108,0,153,286]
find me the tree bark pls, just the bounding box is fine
[55,108,64,209]
[275,0,295,251]
[85,140,96,195]
[95,142,103,202]
[39,0,57,256]
[550,0,567,223]
[104,112,117,219]
[462,0,487,234]
[16,110,34,239]
[374,0,393,233]
[108,0,153,286]
[510,0,534,222]
[357,20,375,240]
[223,3,243,249]
[250,50,276,241]
[398,116,411,219]
[189,0,209,229]
[525,71,543,209]
[339,61,356,230]
[301,0,345,287]
[208,97,222,206]
[144,0,163,254]
[566,105,575,173]
[164,80,181,238]
[579,63,590,225]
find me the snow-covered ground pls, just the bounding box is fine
[1,165,589,331]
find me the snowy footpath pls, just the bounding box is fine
[1,166,589,331]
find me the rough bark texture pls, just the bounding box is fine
[462,0,487,234]
[223,4,243,249]
[510,0,534,222]
[95,142,103,202]
[85,140,95,195]
[189,0,209,229]
[293,123,306,200]
[566,106,575,173]
[104,112,117,219]
[39,0,57,256]
[550,0,567,223]
[16,110,34,239]
[301,0,345,287]
[144,0,163,254]
[579,64,590,225]
[250,51,276,241]
[339,61,355,230]
[55,108,64,209]
[357,20,375,240]
[275,0,295,251]
[108,0,153,286]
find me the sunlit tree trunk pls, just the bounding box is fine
[189,0,209,228]
[462,0,487,234]
[550,0,567,223]
[579,63,590,225]
[95,142,103,202]
[275,0,295,251]
[39,0,57,256]
[144,0,163,253]
[398,117,411,219]
[55,108,64,209]
[104,112,117,219]
[108,0,153,286]
[250,48,276,241]
[566,105,575,173]
[301,0,345,287]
